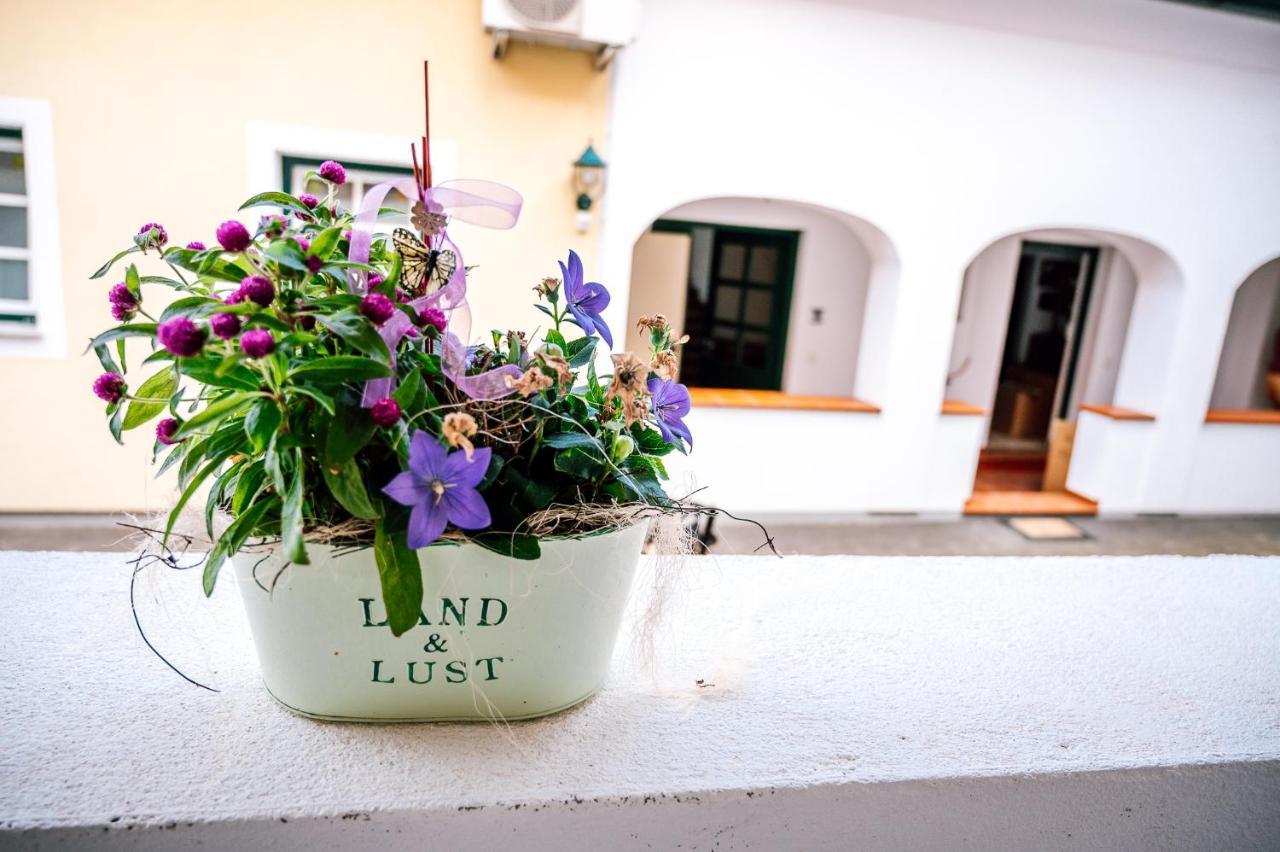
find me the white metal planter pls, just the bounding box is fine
[232,523,647,722]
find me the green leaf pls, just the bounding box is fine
[94,343,120,375]
[90,245,140,279]
[324,404,377,467]
[204,498,274,596]
[307,226,343,260]
[163,247,247,282]
[289,385,335,416]
[289,356,392,384]
[107,401,125,445]
[83,323,158,354]
[124,263,142,298]
[164,450,236,544]
[316,310,390,364]
[543,431,604,451]
[122,368,180,431]
[502,465,556,511]
[554,446,607,480]
[177,357,261,391]
[391,366,422,410]
[239,191,312,214]
[323,458,380,520]
[243,400,282,453]
[172,392,259,440]
[159,295,222,323]
[231,460,267,515]
[374,515,424,637]
[545,329,567,351]
[565,335,597,368]
[263,241,308,272]
[281,452,309,565]
[471,532,542,560]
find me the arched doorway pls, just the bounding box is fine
[1208,256,1280,414]
[624,196,896,400]
[946,228,1181,514]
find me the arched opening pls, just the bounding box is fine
[1207,256,1280,415]
[624,197,896,403]
[946,228,1181,513]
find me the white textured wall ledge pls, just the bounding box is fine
[3,552,1279,850]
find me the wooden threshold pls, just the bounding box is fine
[1079,403,1155,422]
[688,387,880,413]
[941,399,984,416]
[964,490,1099,516]
[1205,409,1280,424]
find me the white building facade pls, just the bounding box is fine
[599,0,1280,515]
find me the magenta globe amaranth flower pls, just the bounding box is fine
[367,273,385,289]
[297,193,318,210]
[421,307,447,333]
[155,418,182,445]
[370,398,402,428]
[295,236,310,253]
[647,377,693,448]
[216,220,251,252]
[240,328,275,359]
[108,283,138,321]
[185,240,206,251]
[317,160,346,185]
[359,293,396,326]
[239,275,275,307]
[304,254,324,273]
[136,222,168,250]
[157,316,207,358]
[93,372,126,404]
[559,249,613,347]
[209,311,242,340]
[382,432,492,548]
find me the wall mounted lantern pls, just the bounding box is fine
[573,142,607,233]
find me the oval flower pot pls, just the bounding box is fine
[233,523,647,722]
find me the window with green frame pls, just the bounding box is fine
[281,156,414,225]
[652,219,799,391]
[0,127,35,327]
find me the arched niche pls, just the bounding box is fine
[624,196,898,400]
[1208,256,1280,412]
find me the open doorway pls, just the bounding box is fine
[977,240,1098,497]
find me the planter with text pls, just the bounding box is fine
[236,524,646,720]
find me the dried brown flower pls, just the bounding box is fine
[604,352,651,427]
[539,351,573,388]
[636,314,669,333]
[505,367,554,398]
[651,349,679,381]
[535,276,561,297]
[442,412,479,461]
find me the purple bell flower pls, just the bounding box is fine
[647,377,693,448]
[382,431,492,549]
[558,249,613,348]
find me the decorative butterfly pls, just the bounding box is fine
[394,227,457,297]
[410,201,449,236]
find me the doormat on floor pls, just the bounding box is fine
[1004,516,1089,541]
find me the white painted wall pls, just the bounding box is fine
[643,198,875,397]
[599,0,1280,514]
[1210,258,1280,410]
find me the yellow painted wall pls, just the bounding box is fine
[0,0,610,511]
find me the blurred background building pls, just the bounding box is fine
[1,0,1279,521]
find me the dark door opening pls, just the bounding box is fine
[652,219,798,390]
[981,240,1099,491]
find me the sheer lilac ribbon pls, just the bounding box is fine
[345,177,524,405]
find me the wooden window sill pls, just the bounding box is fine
[1079,403,1156,422]
[1204,409,1280,425]
[688,387,880,413]
[941,400,985,416]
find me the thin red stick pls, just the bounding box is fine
[422,60,433,190]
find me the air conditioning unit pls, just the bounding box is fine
[482,0,641,70]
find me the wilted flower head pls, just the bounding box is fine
[536,348,572,388]
[157,317,206,357]
[135,222,167,251]
[370,398,401,428]
[209,311,242,340]
[240,328,274,359]
[505,367,553,398]
[155,418,182,446]
[441,411,479,461]
[651,349,679,381]
[216,220,251,252]
[604,352,650,427]
[535,276,560,297]
[93,372,126,404]
[318,160,346,185]
[637,314,669,333]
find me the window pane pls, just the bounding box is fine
[743,289,773,326]
[718,243,746,280]
[710,325,736,360]
[0,258,29,300]
[747,245,778,284]
[741,330,769,369]
[714,285,741,322]
[0,148,24,194]
[0,205,27,247]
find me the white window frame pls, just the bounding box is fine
[0,97,65,357]
[245,121,457,224]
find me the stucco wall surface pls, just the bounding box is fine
[3,551,1279,849]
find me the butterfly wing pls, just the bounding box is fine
[425,249,458,294]
[393,228,431,295]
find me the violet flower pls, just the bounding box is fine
[382,431,492,549]
[157,317,206,358]
[297,193,318,210]
[420,307,447,333]
[647,377,693,448]
[216,220,251,252]
[370,398,401,427]
[239,275,275,307]
[558,250,612,347]
[240,329,274,359]
[318,160,346,185]
[359,293,395,326]
[209,312,242,340]
[155,418,182,445]
[108,283,137,321]
[93,372,126,404]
